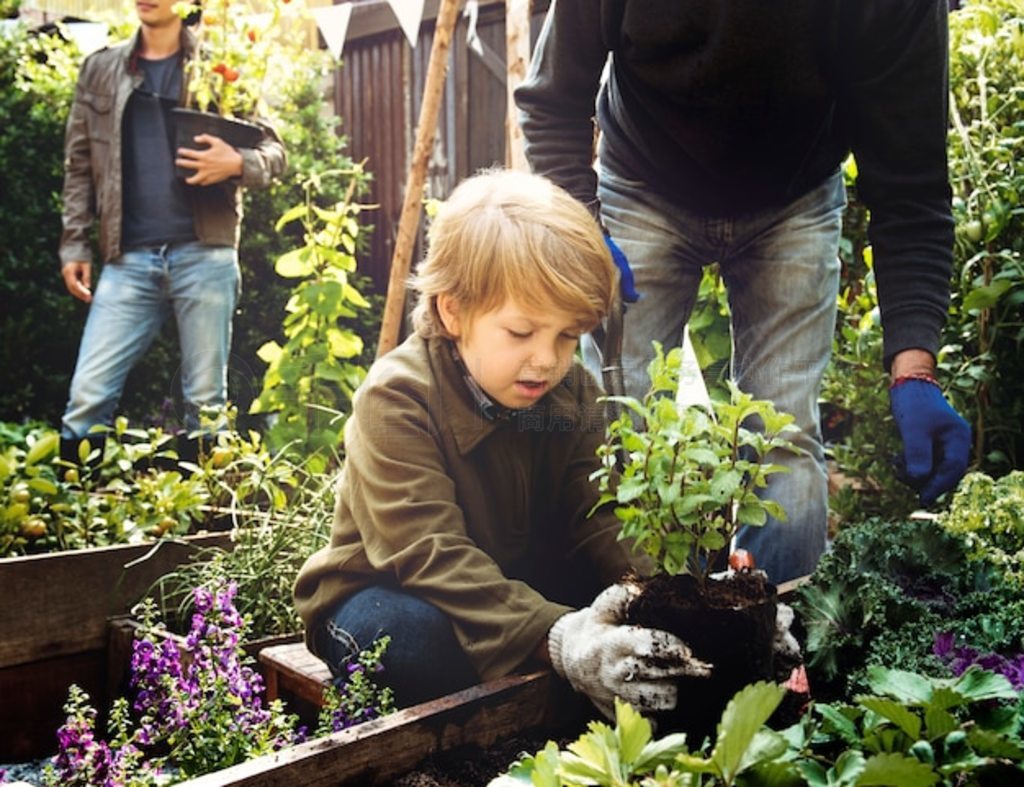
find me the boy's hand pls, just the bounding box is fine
[547,583,711,720]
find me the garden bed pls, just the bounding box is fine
[0,533,230,760]
[177,669,587,786]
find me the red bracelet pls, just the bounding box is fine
[890,372,940,390]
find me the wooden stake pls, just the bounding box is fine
[504,0,531,171]
[376,0,462,358]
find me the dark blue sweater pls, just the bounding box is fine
[516,0,955,366]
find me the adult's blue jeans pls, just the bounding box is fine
[310,586,479,708]
[587,162,847,583]
[61,242,240,439]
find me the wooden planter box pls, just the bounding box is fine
[0,534,230,760]
[178,669,584,786]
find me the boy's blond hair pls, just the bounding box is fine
[411,169,617,338]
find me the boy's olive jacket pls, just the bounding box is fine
[294,333,633,681]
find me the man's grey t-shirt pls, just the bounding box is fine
[121,52,196,251]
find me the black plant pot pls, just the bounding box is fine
[171,107,263,180]
[625,571,778,747]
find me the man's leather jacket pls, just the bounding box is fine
[59,25,287,266]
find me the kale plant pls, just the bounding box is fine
[795,515,1024,701]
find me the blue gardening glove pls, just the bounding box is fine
[604,234,640,303]
[889,377,971,506]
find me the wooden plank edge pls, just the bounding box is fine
[777,574,811,601]
[0,533,231,668]
[179,670,557,786]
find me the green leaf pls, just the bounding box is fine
[614,699,652,764]
[327,327,363,359]
[736,503,769,526]
[710,468,743,500]
[922,706,958,739]
[857,697,921,739]
[675,681,787,781]
[854,752,938,786]
[864,667,934,704]
[27,477,59,496]
[275,247,314,278]
[25,431,58,465]
[962,279,1011,311]
[833,749,868,784]
[274,203,307,231]
[256,341,283,364]
[948,666,1017,703]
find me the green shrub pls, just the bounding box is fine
[944,0,1024,474]
[0,23,87,425]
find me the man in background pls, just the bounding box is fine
[59,0,285,455]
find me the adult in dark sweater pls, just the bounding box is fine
[516,0,970,583]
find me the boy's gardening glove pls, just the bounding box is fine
[548,583,711,721]
[604,234,640,304]
[889,375,970,506]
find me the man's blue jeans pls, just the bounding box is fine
[61,242,240,439]
[311,586,479,708]
[589,163,847,583]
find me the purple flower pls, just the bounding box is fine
[934,631,1024,690]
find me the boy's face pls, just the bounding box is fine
[439,295,586,410]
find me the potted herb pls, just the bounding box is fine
[590,342,801,742]
[170,0,296,176]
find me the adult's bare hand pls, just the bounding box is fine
[176,133,244,186]
[62,261,93,303]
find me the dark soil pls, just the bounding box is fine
[624,570,779,745]
[382,729,569,787]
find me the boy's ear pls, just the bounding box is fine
[436,294,462,338]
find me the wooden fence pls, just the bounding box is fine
[336,0,550,305]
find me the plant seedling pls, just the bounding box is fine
[591,342,802,585]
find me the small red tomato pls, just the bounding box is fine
[223,67,240,82]
[212,61,227,75]
[247,29,257,42]
[729,549,756,571]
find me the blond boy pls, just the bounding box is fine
[294,169,707,719]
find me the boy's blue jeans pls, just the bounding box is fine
[587,162,847,583]
[61,241,240,439]
[311,586,479,707]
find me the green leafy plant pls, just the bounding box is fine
[173,0,302,119]
[794,514,1024,701]
[944,0,1024,474]
[144,468,334,639]
[939,470,1024,589]
[250,168,371,469]
[591,342,801,582]
[496,667,1024,786]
